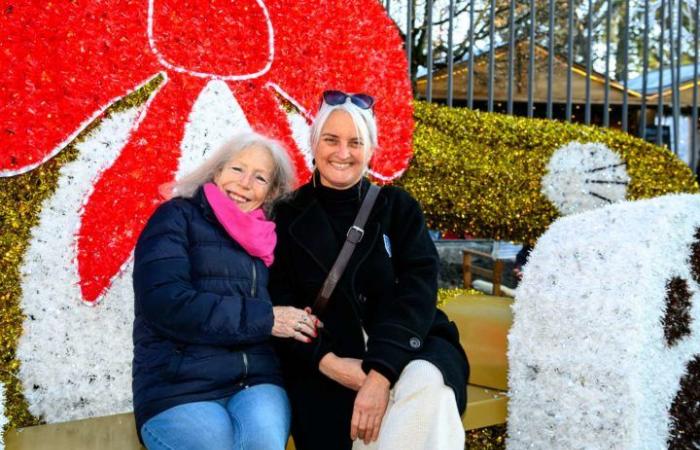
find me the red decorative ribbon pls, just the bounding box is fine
[1,1,413,302]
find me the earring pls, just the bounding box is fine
[311,158,318,188]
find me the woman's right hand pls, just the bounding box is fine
[272,306,320,343]
[319,353,367,391]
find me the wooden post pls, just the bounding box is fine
[463,250,473,289]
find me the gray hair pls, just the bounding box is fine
[172,132,296,211]
[309,100,378,169]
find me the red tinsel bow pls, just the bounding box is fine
[0,1,413,303]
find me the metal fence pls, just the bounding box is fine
[384,0,700,171]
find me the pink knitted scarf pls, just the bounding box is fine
[203,183,276,267]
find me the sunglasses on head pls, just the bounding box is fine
[322,90,375,110]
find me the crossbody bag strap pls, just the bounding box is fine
[312,183,381,315]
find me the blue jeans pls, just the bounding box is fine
[141,384,291,450]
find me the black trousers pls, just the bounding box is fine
[286,372,357,450]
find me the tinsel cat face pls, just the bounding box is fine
[541,142,630,216]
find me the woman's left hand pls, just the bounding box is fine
[350,370,390,444]
[271,306,320,342]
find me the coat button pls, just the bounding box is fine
[358,294,367,303]
[409,337,421,349]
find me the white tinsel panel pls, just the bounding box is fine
[176,79,252,179]
[541,141,629,216]
[1,381,6,450]
[17,107,143,422]
[508,194,700,450]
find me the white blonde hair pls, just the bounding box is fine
[171,132,296,210]
[309,100,378,170]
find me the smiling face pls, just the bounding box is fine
[214,145,274,212]
[314,110,371,190]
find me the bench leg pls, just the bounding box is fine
[492,260,504,296]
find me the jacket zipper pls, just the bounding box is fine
[241,262,253,387]
[251,262,257,297]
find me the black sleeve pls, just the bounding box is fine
[268,219,335,370]
[133,201,273,346]
[515,244,533,268]
[362,190,439,383]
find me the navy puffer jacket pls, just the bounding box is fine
[132,187,283,439]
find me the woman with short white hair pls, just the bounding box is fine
[270,91,469,450]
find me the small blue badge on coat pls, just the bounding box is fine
[383,234,392,257]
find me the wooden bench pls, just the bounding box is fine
[6,294,511,449]
[441,293,510,430]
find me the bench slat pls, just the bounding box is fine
[463,385,508,431]
[6,412,141,450]
[440,294,512,391]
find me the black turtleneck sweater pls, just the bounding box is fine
[312,175,400,382]
[313,175,367,246]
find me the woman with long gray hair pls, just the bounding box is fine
[132,132,320,450]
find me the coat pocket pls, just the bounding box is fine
[162,346,243,386]
[162,346,185,380]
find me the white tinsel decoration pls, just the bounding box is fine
[541,141,630,216]
[1,381,6,450]
[508,194,700,449]
[16,80,304,423]
[17,105,143,422]
[176,79,252,178]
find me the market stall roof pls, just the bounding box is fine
[628,65,700,105]
[416,41,646,105]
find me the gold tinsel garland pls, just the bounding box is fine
[437,287,483,306]
[0,85,695,450]
[398,101,699,243]
[465,424,507,449]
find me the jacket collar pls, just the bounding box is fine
[287,179,386,274]
[191,185,217,223]
[287,178,386,214]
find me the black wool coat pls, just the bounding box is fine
[269,180,469,450]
